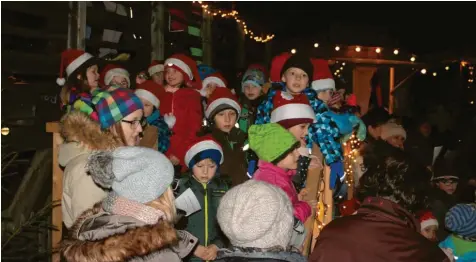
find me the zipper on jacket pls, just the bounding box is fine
[202,183,209,246]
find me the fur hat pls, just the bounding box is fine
[100,64,130,88]
[86,146,174,204]
[270,90,315,129]
[217,180,294,249]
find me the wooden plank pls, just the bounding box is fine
[46,122,60,133]
[389,67,395,114]
[310,166,333,251]
[51,132,63,252]
[332,57,424,66]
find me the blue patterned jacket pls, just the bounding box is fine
[147,109,171,153]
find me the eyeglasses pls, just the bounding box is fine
[121,117,147,129]
[435,178,459,185]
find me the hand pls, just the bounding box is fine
[194,245,209,260]
[169,155,180,165]
[204,245,218,261]
[298,188,308,201]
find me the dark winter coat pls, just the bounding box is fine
[215,247,307,262]
[429,188,458,241]
[211,127,248,187]
[310,197,450,262]
[177,174,228,257]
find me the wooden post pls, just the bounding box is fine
[311,166,332,251]
[46,122,62,259]
[389,67,395,114]
[201,10,213,65]
[151,1,165,61]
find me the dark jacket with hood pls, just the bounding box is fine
[215,246,307,262]
[310,197,450,262]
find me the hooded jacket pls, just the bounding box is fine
[59,111,124,228]
[61,203,198,262]
[253,161,311,223]
[310,197,450,262]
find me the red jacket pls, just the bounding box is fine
[158,88,202,168]
[310,197,450,262]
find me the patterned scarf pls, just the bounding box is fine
[147,109,171,153]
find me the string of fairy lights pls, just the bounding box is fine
[343,134,361,188]
[193,1,275,43]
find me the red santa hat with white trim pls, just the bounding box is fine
[135,80,161,108]
[270,90,316,129]
[269,52,292,82]
[311,59,335,92]
[164,54,202,89]
[205,87,241,119]
[100,64,130,88]
[56,49,96,86]
[417,211,439,230]
[184,135,224,168]
[148,60,164,76]
[201,72,228,97]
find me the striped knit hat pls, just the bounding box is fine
[92,87,144,129]
[445,203,476,238]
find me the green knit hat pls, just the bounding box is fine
[249,123,299,164]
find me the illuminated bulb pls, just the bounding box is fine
[291,49,296,54]
[355,46,361,52]
[376,48,381,53]
[393,49,399,55]
[445,66,450,71]
[1,127,10,136]
[335,46,340,51]
[433,72,437,76]
[410,56,416,62]
[421,69,427,74]
[340,67,343,70]
[471,101,474,104]
[336,69,340,73]
[314,43,319,48]
[342,62,346,66]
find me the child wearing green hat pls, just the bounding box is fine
[249,123,312,224]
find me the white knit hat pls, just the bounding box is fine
[217,180,294,249]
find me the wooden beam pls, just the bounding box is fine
[389,67,395,114]
[331,57,424,66]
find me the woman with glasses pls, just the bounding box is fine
[59,87,144,229]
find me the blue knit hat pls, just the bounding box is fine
[242,68,265,92]
[445,203,476,238]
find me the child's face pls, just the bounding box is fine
[317,89,334,104]
[192,158,217,183]
[140,98,154,117]
[214,109,237,133]
[436,177,458,195]
[85,65,100,89]
[111,75,129,88]
[281,67,309,94]
[421,225,438,242]
[277,148,300,170]
[243,83,261,100]
[288,123,310,147]
[385,135,405,150]
[165,68,184,87]
[151,72,164,85]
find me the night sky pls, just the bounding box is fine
[235,2,475,56]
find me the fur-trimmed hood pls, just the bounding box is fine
[62,203,198,262]
[58,111,123,167]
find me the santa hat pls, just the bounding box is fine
[270,53,292,82]
[148,60,164,76]
[311,59,335,92]
[270,91,316,129]
[164,54,202,89]
[201,72,228,96]
[135,80,161,108]
[205,88,241,119]
[100,64,130,87]
[184,135,224,168]
[57,49,96,86]
[417,211,439,230]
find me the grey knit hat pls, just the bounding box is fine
[86,146,174,204]
[217,180,294,249]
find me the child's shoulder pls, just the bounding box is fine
[210,176,229,191]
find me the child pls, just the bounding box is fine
[200,72,228,99]
[57,49,100,112]
[417,210,439,242]
[148,60,165,85]
[380,119,406,150]
[249,123,312,224]
[439,204,476,261]
[159,54,203,170]
[178,135,228,261]
[135,80,171,153]
[239,66,266,133]
[99,64,130,88]
[203,87,248,187]
[62,146,198,261]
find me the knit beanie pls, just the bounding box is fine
[249,123,299,164]
[241,68,265,92]
[92,87,144,129]
[184,135,224,168]
[280,54,313,81]
[217,180,293,249]
[445,203,476,238]
[380,120,407,140]
[86,146,174,204]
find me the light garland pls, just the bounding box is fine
[193,1,274,43]
[343,134,361,188]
